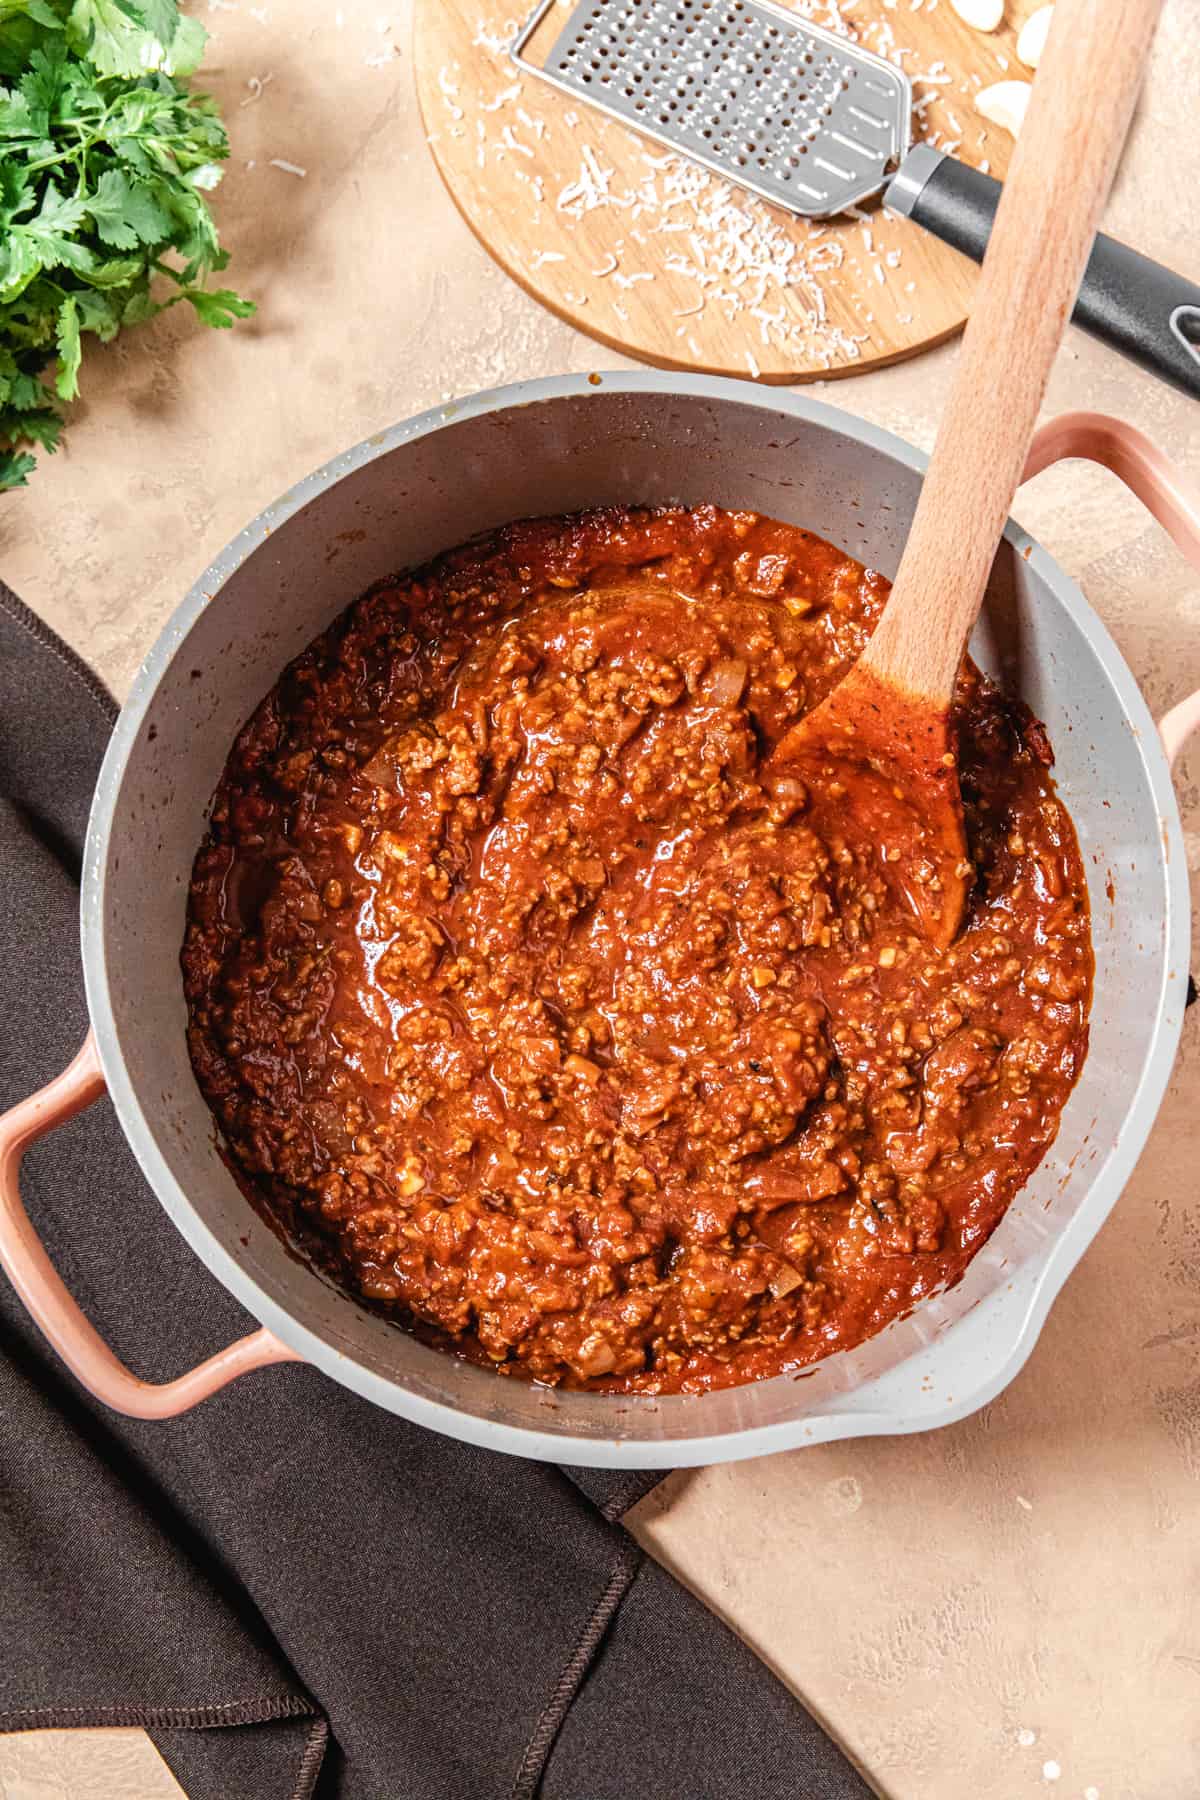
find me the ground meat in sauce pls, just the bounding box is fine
[182,506,1092,1394]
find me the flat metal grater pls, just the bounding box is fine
[510,0,912,219]
[510,0,1200,395]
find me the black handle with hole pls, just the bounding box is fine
[886,148,1200,401]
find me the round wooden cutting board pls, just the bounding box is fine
[414,0,1030,383]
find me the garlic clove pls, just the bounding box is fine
[1017,3,1053,68]
[975,79,1033,137]
[950,0,1005,29]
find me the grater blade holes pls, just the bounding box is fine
[530,0,909,216]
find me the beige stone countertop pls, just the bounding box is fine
[2,2,1199,1796]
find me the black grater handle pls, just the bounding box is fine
[886,146,1200,400]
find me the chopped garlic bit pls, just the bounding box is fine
[949,0,1003,28]
[1017,3,1053,68]
[975,79,1032,137]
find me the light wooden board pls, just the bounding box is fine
[414,0,1031,383]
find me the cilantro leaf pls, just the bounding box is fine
[74,284,126,337]
[66,0,205,80]
[0,235,42,305]
[135,0,181,44]
[0,163,35,222]
[0,351,49,409]
[0,449,38,488]
[11,401,63,449]
[0,0,66,27]
[0,86,40,138]
[182,285,255,327]
[23,179,88,244]
[168,12,205,77]
[67,0,162,80]
[86,167,171,247]
[54,292,80,396]
[1,0,251,485]
[78,252,144,287]
[115,281,157,325]
[19,43,68,118]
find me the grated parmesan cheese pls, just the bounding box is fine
[482,83,522,112]
[438,65,464,121]
[239,72,273,106]
[472,19,520,55]
[558,143,615,216]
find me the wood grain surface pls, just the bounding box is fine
[866,0,1165,705]
[414,0,1028,382]
[774,0,1165,952]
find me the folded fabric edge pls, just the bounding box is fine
[0,1692,321,1732]
[511,1536,642,1800]
[0,582,118,726]
[153,1715,331,1800]
[2,1700,329,1800]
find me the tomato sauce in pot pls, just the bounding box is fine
[182,506,1092,1393]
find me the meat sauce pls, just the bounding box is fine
[182,507,1092,1393]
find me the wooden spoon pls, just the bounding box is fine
[770,0,1163,949]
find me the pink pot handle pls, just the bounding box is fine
[0,1032,301,1417]
[1022,410,1200,765]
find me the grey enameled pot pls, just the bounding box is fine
[8,374,1197,1466]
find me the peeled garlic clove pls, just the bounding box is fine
[1017,3,1053,67]
[950,0,1005,29]
[975,79,1033,137]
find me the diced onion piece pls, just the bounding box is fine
[704,657,748,706]
[361,748,398,789]
[480,1145,517,1186]
[574,1333,617,1377]
[768,774,808,817]
[768,1262,805,1299]
[1017,3,1053,68]
[975,79,1033,137]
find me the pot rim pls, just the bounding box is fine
[80,371,1192,1465]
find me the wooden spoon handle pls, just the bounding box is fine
[863,0,1164,707]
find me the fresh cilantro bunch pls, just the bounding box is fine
[0,0,254,489]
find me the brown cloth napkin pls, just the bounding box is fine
[0,582,873,1800]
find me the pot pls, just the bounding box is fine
[3,376,1198,1468]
